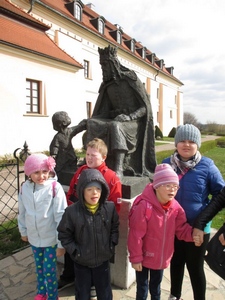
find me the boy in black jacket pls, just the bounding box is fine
[57,168,119,300]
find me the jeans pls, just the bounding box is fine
[136,266,164,300]
[74,260,112,300]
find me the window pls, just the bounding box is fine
[131,40,135,52]
[86,101,92,118]
[98,19,104,34]
[117,31,122,44]
[26,79,40,113]
[75,3,82,21]
[84,60,90,78]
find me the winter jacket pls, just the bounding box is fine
[127,183,193,270]
[18,177,67,248]
[66,162,121,212]
[57,168,119,268]
[163,156,224,232]
[194,186,225,230]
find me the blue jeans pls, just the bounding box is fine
[74,260,112,300]
[136,267,164,300]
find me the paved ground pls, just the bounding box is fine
[1,245,225,300]
[1,135,223,300]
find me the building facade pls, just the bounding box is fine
[0,0,183,156]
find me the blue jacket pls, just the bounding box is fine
[163,156,224,233]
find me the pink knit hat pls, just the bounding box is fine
[152,163,179,189]
[24,153,56,176]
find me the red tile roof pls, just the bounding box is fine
[0,0,83,68]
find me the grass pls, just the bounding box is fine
[0,220,29,260]
[1,141,225,259]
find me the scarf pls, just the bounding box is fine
[170,150,202,175]
[85,202,99,214]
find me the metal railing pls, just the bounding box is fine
[0,142,30,233]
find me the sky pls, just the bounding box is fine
[90,0,225,124]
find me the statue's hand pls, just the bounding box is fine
[114,114,130,122]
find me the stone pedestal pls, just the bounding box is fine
[110,176,150,289]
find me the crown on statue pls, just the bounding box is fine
[98,45,118,60]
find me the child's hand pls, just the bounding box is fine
[21,236,28,242]
[219,233,225,246]
[192,228,204,246]
[131,263,142,272]
[57,248,66,257]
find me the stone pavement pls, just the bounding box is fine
[1,245,225,300]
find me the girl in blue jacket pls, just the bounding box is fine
[18,154,67,300]
[163,124,224,300]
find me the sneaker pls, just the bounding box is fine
[34,295,47,300]
[58,278,74,291]
[168,296,183,300]
[90,286,97,300]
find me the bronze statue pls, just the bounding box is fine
[50,111,86,182]
[85,45,156,178]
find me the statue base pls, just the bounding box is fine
[110,176,150,289]
[57,170,76,186]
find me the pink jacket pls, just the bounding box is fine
[127,183,193,270]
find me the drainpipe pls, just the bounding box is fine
[27,0,36,13]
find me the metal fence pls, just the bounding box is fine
[0,142,30,233]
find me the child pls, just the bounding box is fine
[57,168,119,300]
[18,153,67,300]
[58,138,121,291]
[127,163,200,300]
[163,124,224,300]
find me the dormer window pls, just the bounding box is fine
[65,1,84,21]
[90,17,105,34]
[155,59,164,69]
[109,27,123,44]
[124,39,136,52]
[136,47,146,59]
[146,53,155,64]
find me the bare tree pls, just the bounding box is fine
[183,112,198,127]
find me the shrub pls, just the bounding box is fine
[168,127,176,138]
[155,125,163,139]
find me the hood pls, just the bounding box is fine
[77,168,110,206]
[141,183,176,211]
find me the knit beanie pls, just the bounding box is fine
[175,124,201,148]
[85,181,102,190]
[152,163,179,189]
[24,154,56,176]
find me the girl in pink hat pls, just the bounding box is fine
[18,153,67,300]
[127,163,201,300]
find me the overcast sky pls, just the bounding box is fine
[90,0,225,124]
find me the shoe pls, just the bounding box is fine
[168,296,183,300]
[90,286,97,300]
[58,278,74,291]
[34,295,47,300]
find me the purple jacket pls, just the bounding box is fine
[128,183,193,270]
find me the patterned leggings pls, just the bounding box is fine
[31,245,58,300]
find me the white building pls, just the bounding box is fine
[0,0,183,156]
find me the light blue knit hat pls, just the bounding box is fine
[175,124,201,148]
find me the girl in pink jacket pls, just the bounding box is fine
[128,163,200,300]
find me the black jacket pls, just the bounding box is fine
[193,186,225,230]
[57,168,119,267]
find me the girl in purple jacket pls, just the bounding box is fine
[128,164,200,300]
